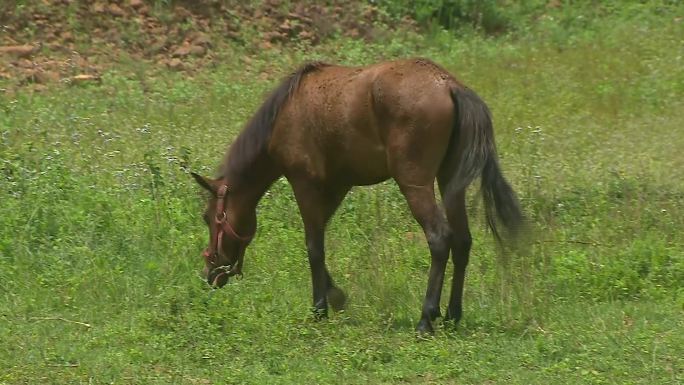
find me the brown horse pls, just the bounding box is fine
[191,58,523,334]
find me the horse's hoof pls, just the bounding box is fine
[442,317,459,331]
[311,307,328,321]
[327,286,347,312]
[445,306,462,324]
[415,319,434,335]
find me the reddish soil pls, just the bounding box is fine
[0,0,408,90]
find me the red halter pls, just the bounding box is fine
[203,184,254,282]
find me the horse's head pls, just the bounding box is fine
[191,172,253,288]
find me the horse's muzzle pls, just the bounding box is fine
[207,264,243,288]
[209,269,230,288]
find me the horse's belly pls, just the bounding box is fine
[334,144,389,186]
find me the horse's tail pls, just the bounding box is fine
[445,86,524,242]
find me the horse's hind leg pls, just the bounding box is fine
[398,183,452,334]
[437,180,472,325]
[290,179,349,318]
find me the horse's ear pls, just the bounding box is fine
[191,172,217,195]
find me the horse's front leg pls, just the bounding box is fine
[290,178,349,318]
[303,225,329,317]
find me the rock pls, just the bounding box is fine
[61,31,74,42]
[147,39,168,55]
[191,33,212,47]
[91,3,105,13]
[189,45,206,57]
[104,28,122,41]
[31,84,48,92]
[71,74,101,84]
[174,6,192,21]
[74,56,89,68]
[168,58,184,70]
[22,69,38,83]
[47,42,69,52]
[34,70,60,84]
[263,31,284,43]
[288,12,312,24]
[226,30,241,40]
[108,4,126,17]
[278,20,293,34]
[129,0,144,9]
[0,45,38,58]
[15,59,35,69]
[298,30,314,41]
[172,44,191,57]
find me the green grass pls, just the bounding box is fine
[1,4,683,384]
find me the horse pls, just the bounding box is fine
[191,58,524,334]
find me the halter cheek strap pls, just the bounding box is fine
[204,184,254,280]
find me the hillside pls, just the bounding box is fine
[0,0,402,89]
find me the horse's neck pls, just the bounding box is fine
[229,172,279,212]
[225,151,281,232]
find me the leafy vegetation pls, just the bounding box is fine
[1,1,682,384]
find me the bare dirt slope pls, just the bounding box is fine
[0,0,405,89]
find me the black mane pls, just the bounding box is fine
[220,62,327,182]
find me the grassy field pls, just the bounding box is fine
[1,3,683,384]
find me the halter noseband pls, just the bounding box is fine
[203,184,254,283]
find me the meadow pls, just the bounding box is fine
[1,2,683,384]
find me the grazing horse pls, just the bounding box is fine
[191,58,524,334]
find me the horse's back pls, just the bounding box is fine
[269,59,457,186]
